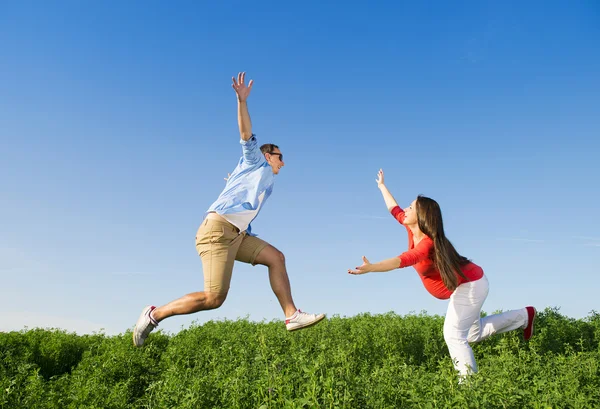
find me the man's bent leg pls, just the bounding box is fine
[237,236,325,330]
[133,218,241,346]
[252,244,297,317]
[152,218,242,322]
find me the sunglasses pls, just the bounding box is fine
[268,152,283,161]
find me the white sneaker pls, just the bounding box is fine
[285,310,325,331]
[132,305,158,347]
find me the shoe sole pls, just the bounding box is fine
[287,314,326,332]
[525,307,536,341]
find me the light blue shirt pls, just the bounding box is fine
[206,135,275,236]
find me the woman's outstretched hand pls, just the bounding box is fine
[348,256,372,275]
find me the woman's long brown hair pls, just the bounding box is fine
[416,195,470,291]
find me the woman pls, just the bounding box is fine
[348,169,536,378]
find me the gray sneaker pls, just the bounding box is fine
[132,305,157,347]
[285,310,325,331]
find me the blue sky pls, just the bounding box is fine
[1,1,599,335]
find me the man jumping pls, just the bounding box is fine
[133,72,325,346]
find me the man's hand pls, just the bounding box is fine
[348,256,372,275]
[232,72,253,102]
[224,173,231,182]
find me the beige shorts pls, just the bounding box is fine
[195,217,269,294]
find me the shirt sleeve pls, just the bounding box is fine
[391,205,406,224]
[240,135,265,166]
[398,237,433,267]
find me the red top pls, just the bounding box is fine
[391,206,483,300]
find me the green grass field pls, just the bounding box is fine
[2,307,599,408]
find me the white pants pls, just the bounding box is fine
[443,275,528,377]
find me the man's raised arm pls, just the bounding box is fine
[232,72,254,141]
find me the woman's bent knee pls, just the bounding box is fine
[444,326,468,345]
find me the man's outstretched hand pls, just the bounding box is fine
[232,72,253,102]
